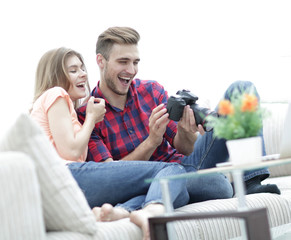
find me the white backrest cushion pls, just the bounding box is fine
[0,152,46,240]
[262,102,288,155]
[262,102,291,177]
[0,114,97,235]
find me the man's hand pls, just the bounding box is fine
[148,104,170,147]
[178,105,205,135]
[174,105,205,155]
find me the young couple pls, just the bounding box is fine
[30,27,280,240]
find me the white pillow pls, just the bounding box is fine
[0,113,97,235]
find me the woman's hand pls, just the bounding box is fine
[86,97,106,124]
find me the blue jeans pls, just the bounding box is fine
[68,161,189,211]
[181,81,269,203]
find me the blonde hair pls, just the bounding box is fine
[96,26,140,60]
[33,47,90,108]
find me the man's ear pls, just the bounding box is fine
[96,54,105,69]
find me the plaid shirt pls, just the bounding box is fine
[77,79,184,163]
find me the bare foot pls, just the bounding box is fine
[92,207,102,221]
[130,204,165,240]
[93,203,130,222]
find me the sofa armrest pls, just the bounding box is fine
[0,152,45,240]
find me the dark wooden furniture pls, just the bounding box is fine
[149,207,271,240]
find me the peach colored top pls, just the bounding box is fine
[30,87,87,162]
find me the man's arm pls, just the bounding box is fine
[84,104,170,162]
[121,104,170,161]
[173,105,205,156]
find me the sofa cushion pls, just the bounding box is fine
[262,102,291,177]
[0,114,97,235]
[174,192,291,239]
[0,152,46,240]
[94,218,142,240]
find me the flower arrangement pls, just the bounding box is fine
[206,91,267,140]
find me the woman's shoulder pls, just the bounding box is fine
[45,86,69,97]
[36,87,71,110]
[39,87,68,102]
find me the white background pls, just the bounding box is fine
[1,0,291,133]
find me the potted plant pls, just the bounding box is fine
[206,90,268,165]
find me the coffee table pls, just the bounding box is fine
[145,158,291,240]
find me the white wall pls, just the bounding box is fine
[1,0,291,133]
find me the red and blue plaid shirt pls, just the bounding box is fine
[77,79,184,163]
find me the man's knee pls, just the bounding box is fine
[187,173,233,204]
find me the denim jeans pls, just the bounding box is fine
[181,80,269,203]
[68,161,189,211]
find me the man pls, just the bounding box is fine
[78,26,280,203]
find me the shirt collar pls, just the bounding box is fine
[92,80,136,109]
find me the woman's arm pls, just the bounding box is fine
[48,97,105,161]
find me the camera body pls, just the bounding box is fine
[167,90,217,131]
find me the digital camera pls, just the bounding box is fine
[167,90,217,131]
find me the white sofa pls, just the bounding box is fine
[0,102,291,240]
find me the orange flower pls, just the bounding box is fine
[241,94,258,112]
[218,99,234,115]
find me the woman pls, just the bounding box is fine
[30,47,189,240]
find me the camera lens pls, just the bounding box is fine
[193,105,217,132]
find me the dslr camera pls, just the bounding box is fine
[167,90,217,132]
